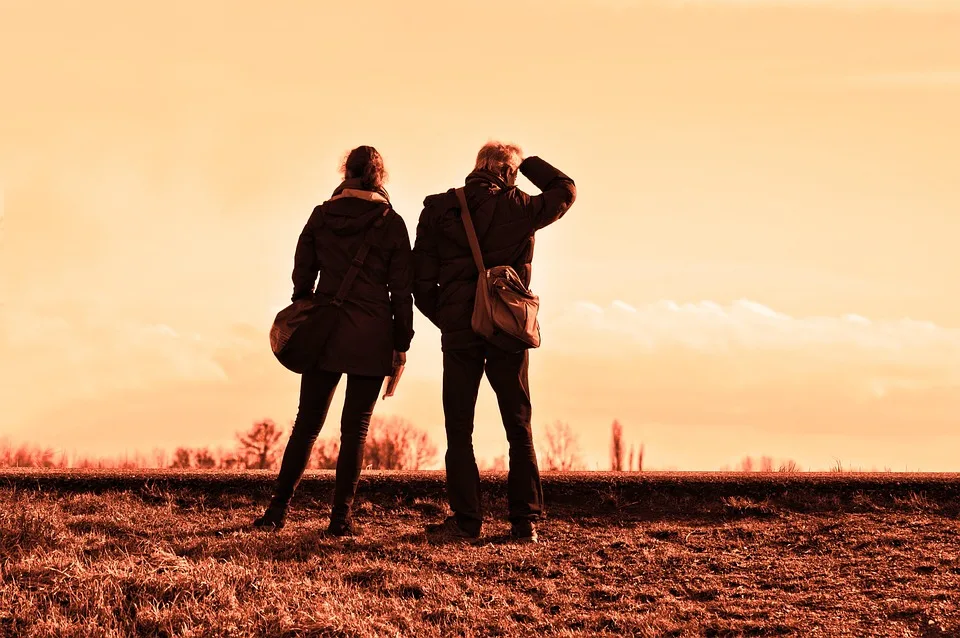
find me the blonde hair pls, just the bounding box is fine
[474,141,523,178]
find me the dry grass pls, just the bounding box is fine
[1,476,959,637]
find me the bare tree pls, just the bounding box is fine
[759,456,775,473]
[237,419,284,470]
[117,453,139,470]
[739,456,755,472]
[218,454,240,470]
[636,443,644,472]
[364,416,438,470]
[37,448,57,467]
[309,439,340,470]
[13,444,33,467]
[542,421,583,471]
[611,420,624,472]
[0,443,59,468]
[409,428,438,470]
[170,447,192,469]
[211,446,239,470]
[194,448,217,469]
[151,448,168,469]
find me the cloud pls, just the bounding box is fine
[0,309,265,423]
[554,298,960,378]
[532,299,960,452]
[5,300,960,467]
[611,300,638,313]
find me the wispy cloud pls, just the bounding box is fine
[560,298,960,370]
[0,310,243,410]
[543,299,960,448]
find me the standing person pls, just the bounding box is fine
[254,145,414,536]
[413,142,576,543]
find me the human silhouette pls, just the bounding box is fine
[413,142,576,542]
[255,146,414,536]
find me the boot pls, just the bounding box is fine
[326,517,362,537]
[252,499,288,531]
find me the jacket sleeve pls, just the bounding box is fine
[291,206,324,301]
[387,215,415,353]
[412,207,441,328]
[516,156,577,231]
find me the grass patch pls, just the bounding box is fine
[0,474,959,636]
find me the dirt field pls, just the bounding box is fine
[1,471,959,637]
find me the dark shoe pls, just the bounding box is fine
[425,516,480,540]
[326,518,362,537]
[511,521,538,544]
[252,504,287,531]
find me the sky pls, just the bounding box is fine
[1,0,959,471]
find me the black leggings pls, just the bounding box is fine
[271,369,384,521]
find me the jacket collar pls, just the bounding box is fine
[328,189,390,205]
[465,169,509,191]
[329,178,391,204]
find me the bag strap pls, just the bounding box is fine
[455,187,486,275]
[331,204,390,307]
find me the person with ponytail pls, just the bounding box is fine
[254,146,415,536]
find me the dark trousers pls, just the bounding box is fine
[442,342,544,531]
[271,369,383,521]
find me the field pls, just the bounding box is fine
[2,470,960,637]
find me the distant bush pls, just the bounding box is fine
[309,439,340,470]
[541,421,584,471]
[0,441,65,468]
[363,416,438,470]
[237,419,285,470]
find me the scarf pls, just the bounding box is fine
[328,178,391,205]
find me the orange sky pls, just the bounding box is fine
[2,0,959,470]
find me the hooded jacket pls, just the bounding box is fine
[412,156,576,349]
[292,179,414,376]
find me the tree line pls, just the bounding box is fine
[0,415,439,471]
[1,417,815,471]
[156,416,440,471]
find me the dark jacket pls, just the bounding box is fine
[412,156,576,349]
[292,179,415,376]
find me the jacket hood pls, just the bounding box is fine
[321,179,391,236]
[422,170,509,210]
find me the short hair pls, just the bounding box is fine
[341,145,388,190]
[474,141,523,177]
